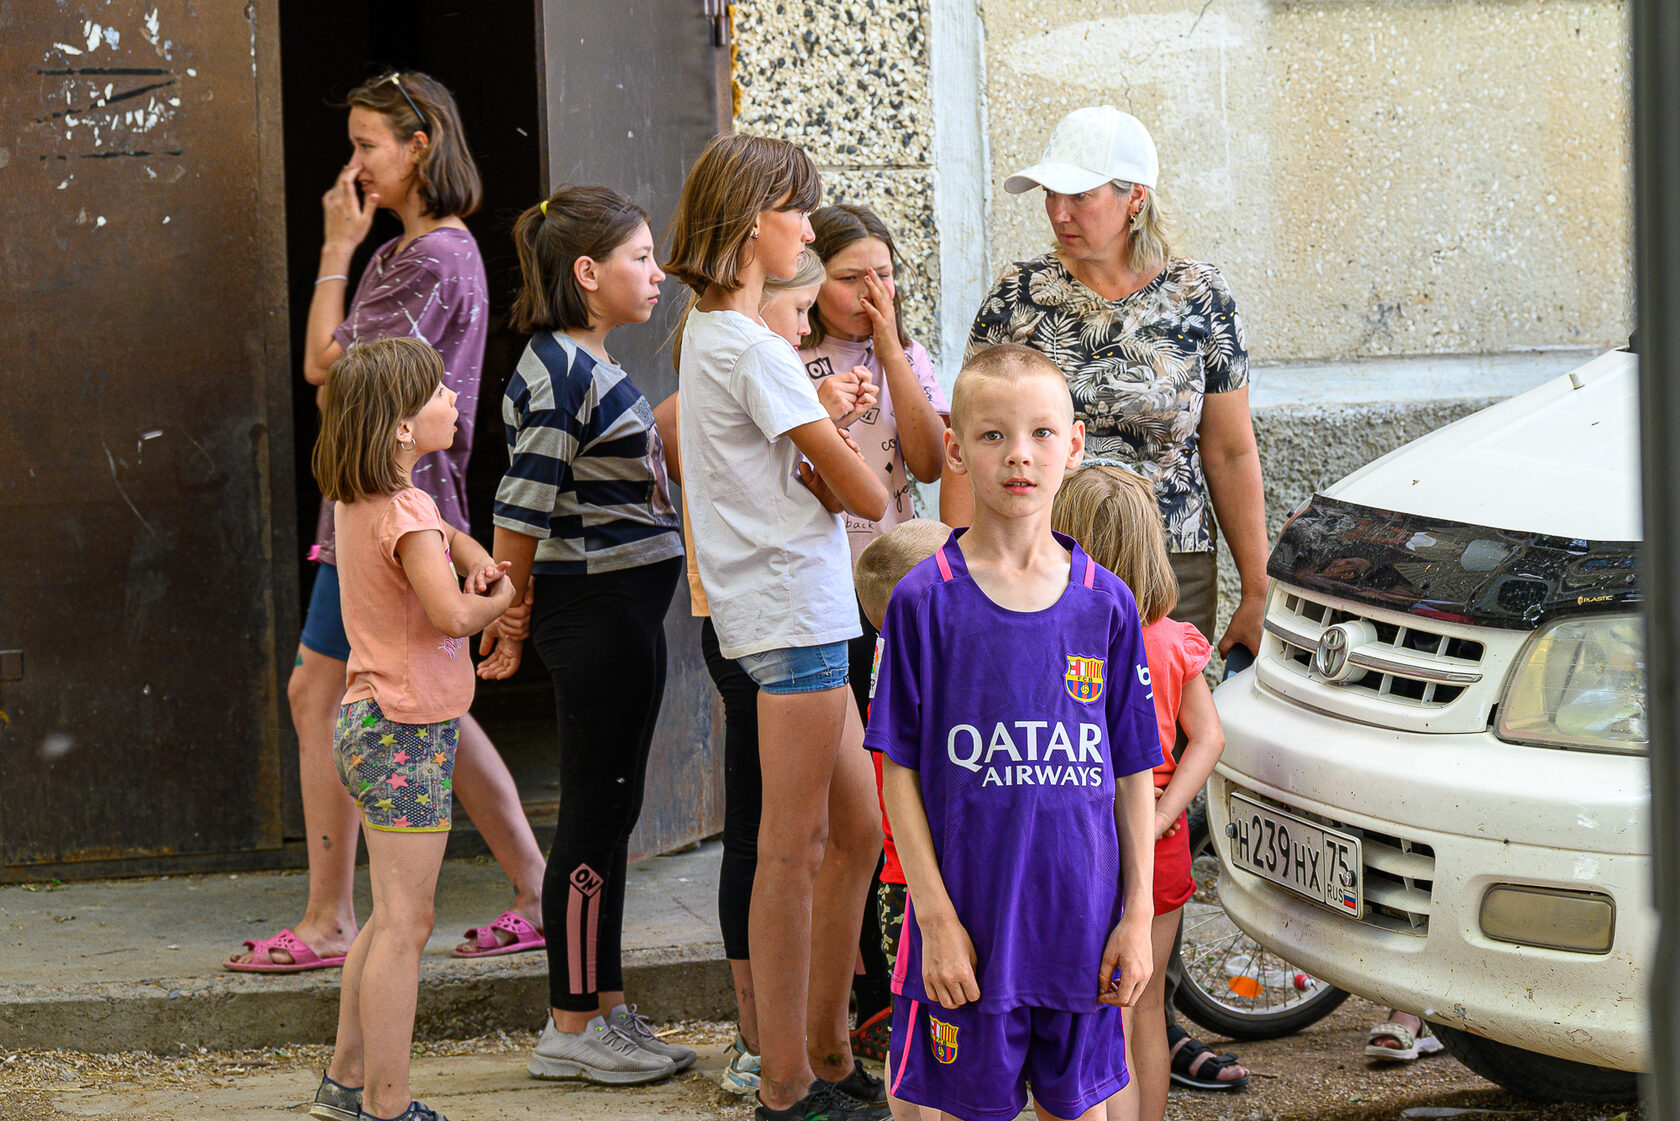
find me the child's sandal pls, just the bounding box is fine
[1167,1026,1250,1091]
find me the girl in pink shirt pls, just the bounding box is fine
[307,337,517,1121]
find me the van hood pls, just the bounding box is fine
[1322,349,1642,542]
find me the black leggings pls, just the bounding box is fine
[533,557,681,1012]
[701,617,760,962]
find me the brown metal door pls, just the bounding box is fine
[0,2,293,870]
[535,1,730,858]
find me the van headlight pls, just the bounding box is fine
[1496,613,1647,754]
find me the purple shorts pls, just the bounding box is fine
[888,995,1128,1121]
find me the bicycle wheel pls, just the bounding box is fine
[1171,801,1348,1040]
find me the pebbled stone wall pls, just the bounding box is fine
[731,0,943,359]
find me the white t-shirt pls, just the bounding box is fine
[678,308,861,660]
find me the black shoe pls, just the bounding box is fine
[755,1079,890,1121]
[827,1060,887,1107]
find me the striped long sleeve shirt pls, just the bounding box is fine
[494,331,683,575]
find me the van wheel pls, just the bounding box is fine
[1431,1024,1639,1102]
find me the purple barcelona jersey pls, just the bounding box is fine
[864,530,1162,1014]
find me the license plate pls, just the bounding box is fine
[1228,794,1362,918]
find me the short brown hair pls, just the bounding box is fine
[806,204,910,349]
[949,343,1071,435]
[345,70,481,219]
[512,185,650,334]
[313,337,443,503]
[664,133,821,294]
[1051,465,1178,625]
[854,518,951,630]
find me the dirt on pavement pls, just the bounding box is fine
[0,999,1643,1121]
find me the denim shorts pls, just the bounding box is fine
[735,641,850,695]
[299,563,351,662]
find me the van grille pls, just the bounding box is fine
[1267,590,1486,708]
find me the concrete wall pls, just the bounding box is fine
[981,0,1633,364]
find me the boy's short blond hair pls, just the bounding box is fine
[950,343,1072,435]
[855,518,952,630]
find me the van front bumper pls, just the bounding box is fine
[1209,673,1653,1072]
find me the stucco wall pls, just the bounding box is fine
[731,0,942,352]
[983,0,1633,363]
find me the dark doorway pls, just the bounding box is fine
[276,2,730,859]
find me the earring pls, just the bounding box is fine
[399,437,416,451]
[751,229,760,240]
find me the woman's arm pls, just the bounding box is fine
[787,419,889,521]
[303,166,377,386]
[396,528,516,638]
[1200,386,1269,654]
[1152,673,1224,834]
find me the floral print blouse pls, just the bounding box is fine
[966,254,1249,553]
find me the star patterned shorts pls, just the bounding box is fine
[334,698,458,832]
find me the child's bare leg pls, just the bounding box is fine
[1129,911,1181,1121]
[1108,1002,1139,1121]
[324,903,375,1090]
[730,960,761,1052]
[885,1049,947,1120]
[1105,910,1181,1121]
[1037,1103,1107,1121]
[751,684,849,1111]
[347,827,449,1119]
[807,701,882,1080]
[451,712,546,945]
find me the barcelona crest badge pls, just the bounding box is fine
[1065,655,1106,704]
[928,1014,960,1064]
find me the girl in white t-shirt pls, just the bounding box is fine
[666,134,890,1121]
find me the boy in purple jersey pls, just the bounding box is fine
[865,344,1162,1121]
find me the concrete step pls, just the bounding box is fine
[0,842,732,1053]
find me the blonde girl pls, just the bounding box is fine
[665,134,890,1121]
[307,337,517,1121]
[1050,465,1248,1121]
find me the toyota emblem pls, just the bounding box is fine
[1313,622,1366,683]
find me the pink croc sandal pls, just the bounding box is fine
[452,911,545,958]
[224,928,348,973]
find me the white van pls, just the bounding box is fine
[1210,347,1650,1101]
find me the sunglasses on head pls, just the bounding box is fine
[377,71,428,135]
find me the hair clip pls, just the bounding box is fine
[539,198,549,217]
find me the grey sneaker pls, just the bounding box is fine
[609,1003,698,1072]
[359,1102,448,1121]
[718,1032,761,1096]
[527,1014,676,1084]
[307,1071,360,1121]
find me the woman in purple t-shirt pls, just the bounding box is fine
[228,71,546,976]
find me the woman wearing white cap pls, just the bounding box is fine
[966,105,1268,662]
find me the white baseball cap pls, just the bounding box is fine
[1005,106,1159,194]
